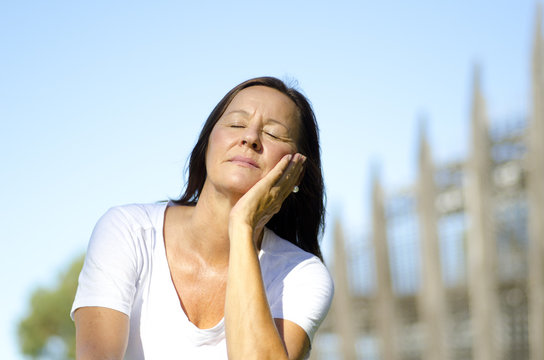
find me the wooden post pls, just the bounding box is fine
[465,66,501,360]
[416,125,449,360]
[371,176,397,360]
[528,6,544,360]
[332,218,358,360]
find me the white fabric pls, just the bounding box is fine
[71,203,334,359]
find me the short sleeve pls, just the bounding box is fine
[70,207,141,320]
[268,257,334,343]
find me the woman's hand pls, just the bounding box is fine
[225,152,309,360]
[229,153,306,239]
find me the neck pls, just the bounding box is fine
[179,181,266,264]
[186,181,255,259]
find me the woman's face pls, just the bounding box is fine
[205,85,300,196]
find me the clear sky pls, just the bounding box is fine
[0,0,536,358]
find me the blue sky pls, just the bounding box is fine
[0,1,536,358]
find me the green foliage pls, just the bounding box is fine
[18,255,84,359]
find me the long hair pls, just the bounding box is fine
[173,77,325,260]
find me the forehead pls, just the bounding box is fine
[226,86,300,125]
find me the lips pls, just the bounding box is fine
[229,155,259,168]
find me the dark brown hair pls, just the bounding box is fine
[173,76,325,260]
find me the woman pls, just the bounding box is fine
[71,77,334,359]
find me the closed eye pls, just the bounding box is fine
[264,131,279,139]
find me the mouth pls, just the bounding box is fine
[229,156,259,168]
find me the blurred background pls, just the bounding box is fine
[1,1,540,359]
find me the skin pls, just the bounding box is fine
[74,86,311,359]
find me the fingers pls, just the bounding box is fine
[231,153,305,230]
[247,152,306,205]
[258,153,294,189]
[274,153,306,197]
[253,153,305,198]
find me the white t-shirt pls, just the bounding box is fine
[71,203,334,359]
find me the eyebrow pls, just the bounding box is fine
[224,110,290,131]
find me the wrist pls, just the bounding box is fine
[228,220,265,251]
[228,220,253,241]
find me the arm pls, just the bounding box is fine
[225,153,309,360]
[71,207,140,359]
[274,318,311,358]
[74,307,129,360]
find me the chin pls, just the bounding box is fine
[223,175,259,195]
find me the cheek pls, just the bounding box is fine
[206,127,229,157]
[208,127,222,149]
[205,130,223,170]
[267,143,297,166]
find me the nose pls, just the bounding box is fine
[241,127,262,151]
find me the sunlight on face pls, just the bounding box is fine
[205,86,300,196]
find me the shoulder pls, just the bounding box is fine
[71,203,167,320]
[260,228,334,342]
[260,228,333,291]
[97,202,167,232]
[85,202,168,262]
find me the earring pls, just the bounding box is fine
[292,185,300,193]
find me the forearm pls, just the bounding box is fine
[225,222,288,360]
